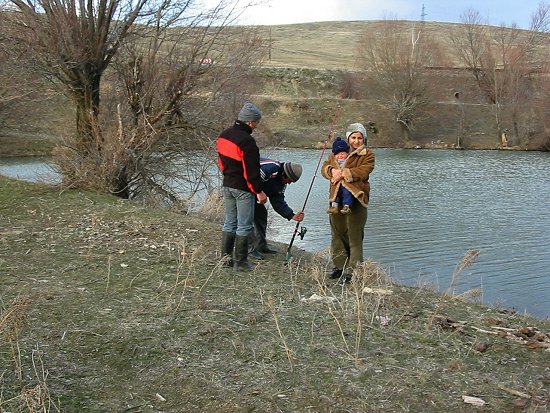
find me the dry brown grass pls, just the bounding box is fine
[0,296,61,413]
[2,176,550,412]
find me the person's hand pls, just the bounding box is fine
[331,169,343,183]
[256,191,267,205]
[292,211,304,222]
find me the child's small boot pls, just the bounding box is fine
[340,205,351,214]
[326,202,339,214]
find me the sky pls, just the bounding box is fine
[224,0,546,29]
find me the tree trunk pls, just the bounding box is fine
[397,119,411,141]
[73,71,102,155]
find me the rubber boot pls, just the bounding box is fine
[221,231,236,268]
[233,235,254,271]
[249,249,265,260]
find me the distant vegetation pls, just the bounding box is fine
[256,15,550,151]
[2,2,550,202]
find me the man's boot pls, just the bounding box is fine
[221,231,236,267]
[249,249,265,260]
[233,235,254,271]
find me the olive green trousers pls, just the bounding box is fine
[329,204,368,271]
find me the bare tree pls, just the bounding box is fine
[8,0,152,155]
[7,0,267,200]
[449,5,550,147]
[357,20,439,141]
[102,21,267,200]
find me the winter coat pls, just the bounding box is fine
[321,144,375,207]
[259,158,294,220]
[217,120,263,194]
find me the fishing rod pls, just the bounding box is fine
[284,105,342,263]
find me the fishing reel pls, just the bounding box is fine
[298,226,307,240]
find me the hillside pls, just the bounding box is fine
[248,20,549,150]
[254,20,470,71]
[2,20,549,155]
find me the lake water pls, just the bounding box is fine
[0,157,60,184]
[261,148,550,319]
[1,149,549,319]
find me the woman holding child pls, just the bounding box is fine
[321,122,375,282]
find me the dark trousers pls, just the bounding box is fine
[250,202,268,252]
[337,186,355,208]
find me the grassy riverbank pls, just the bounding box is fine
[1,176,549,412]
[0,134,57,157]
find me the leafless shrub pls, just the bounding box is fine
[338,71,360,99]
[357,20,440,142]
[9,0,268,203]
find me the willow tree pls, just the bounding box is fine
[9,0,151,155]
[8,0,267,199]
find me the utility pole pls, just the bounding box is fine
[421,4,427,23]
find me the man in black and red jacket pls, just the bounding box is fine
[217,102,267,271]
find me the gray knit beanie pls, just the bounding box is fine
[237,102,262,122]
[345,122,368,143]
[282,162,303,182]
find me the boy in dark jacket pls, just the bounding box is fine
[249,158,304,260]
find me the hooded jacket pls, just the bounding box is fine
[321,144,375,207]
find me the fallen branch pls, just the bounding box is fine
[498,385,531,399]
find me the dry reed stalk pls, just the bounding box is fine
[1,299,60,413]
[428,249,480,328]
[348,261,390,363]
[267,296,294,371]
[0,296,29,342]
[350,271,364,364]
[105,255,112,292]
[169,237,189,296]
[193,190,224,221]
[328,306,350,353]
[24,348,60,413]
[1,296,29,381]
[307,251,333,297]
[199,255,227,294]
[284,255,304,301]
[446,249,481,296]
[172,239,198,314]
